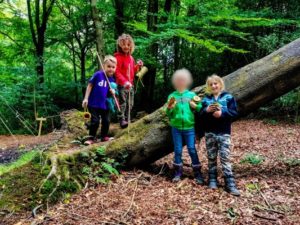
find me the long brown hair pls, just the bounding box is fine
[117,33,135,54]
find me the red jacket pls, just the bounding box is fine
[114,52,140,86]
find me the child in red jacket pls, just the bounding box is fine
[114,34,143,128]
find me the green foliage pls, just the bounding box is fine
[263,119,279,125]
[240,153,265,165]
[283,158,300,167]
[258,88,300,122]
[226,207,239,222]
[0,0,299,134]
[82,147,120,184]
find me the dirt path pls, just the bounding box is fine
[0,133,60,150]
[0,133,62,164]
[4,120,300,225]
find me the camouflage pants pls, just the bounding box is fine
[205,133,233,177]
[117,86,134,121]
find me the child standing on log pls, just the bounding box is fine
[198,74,240,196]
[82,55,117,145]
[114,34,143,129]
[166,68,204,184]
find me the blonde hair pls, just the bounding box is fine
[172,68,193,87]
[206,74,225,94]
[117,33,135,54]
[104,55,117,65]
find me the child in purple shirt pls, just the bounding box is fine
[82,55,117,145]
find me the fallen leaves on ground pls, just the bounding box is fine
[4,119,300,224]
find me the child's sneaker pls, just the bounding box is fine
[101,137,110,142]
[120,120,128,129]
[84,139,95,145]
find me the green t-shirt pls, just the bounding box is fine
[166,90,202,130]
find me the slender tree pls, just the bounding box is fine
[91,0,105,62]
[26,0,56,83]
[141,0,159,112]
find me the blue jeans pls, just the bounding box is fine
[171,127,201,167]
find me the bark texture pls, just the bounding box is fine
[105,38,300,167]
[91,0,105,61]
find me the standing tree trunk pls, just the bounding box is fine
[104,38,300,167]
[142,0,159,112]
[80,49,86,97]
[26,0,55,84]
[71,40,79,103]
[114,0,125,38]
[91,0,105,62]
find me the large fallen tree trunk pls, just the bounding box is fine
[105,38,300,167]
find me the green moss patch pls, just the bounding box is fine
[0,150,38,176]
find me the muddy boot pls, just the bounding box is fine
[192,165,204,185]
[208,172,218,189]
[172,164,183,182]
[224,176,240,196]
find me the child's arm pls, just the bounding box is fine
[82,83,93,108]
[221,96,238,118]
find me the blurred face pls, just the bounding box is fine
[174,75,188,91]
[104,61,116,76]
[209,80,222,95]
[120,40,131,54]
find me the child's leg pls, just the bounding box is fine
[99,109,110,138]
[183,129,200,167]
[117,87,128,122]
[205,133,219,188]
[218,134,233,177]
[171,127,183,182]
[124,88,134,121]
[183,129,204,184]
[88,107,101,139]
[171,127,183,166]
[218,134,240,196]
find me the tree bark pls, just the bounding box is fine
[114,0,125,38]
[26,0,55,84]
[105,38,300,167]
[141,0,159,112]
[71,40,79,103]
[80,49,86,97]
[90,0,105,62]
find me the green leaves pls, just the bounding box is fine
[240,153,265,165]
[81,147,120,185]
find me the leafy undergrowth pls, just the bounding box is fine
[4,119,300,225]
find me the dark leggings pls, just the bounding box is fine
[88,107,110,139]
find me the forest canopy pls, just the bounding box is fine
[0,0,300,135]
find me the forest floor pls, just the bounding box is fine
[2,119,300,225]
[0,133,60,164]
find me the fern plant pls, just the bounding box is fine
[81,147,120,184]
